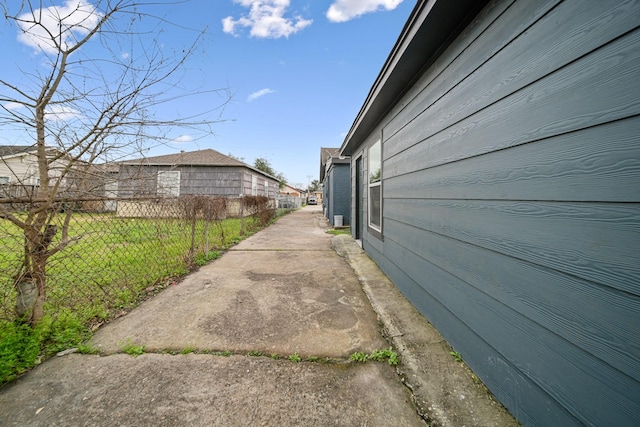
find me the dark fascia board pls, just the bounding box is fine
[340,0,488,155]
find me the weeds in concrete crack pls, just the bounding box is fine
[119,339,145,357]
[350,347,398,365]
[288,352,302,362]
[141,348,347,365]
[370,348,398,365]
[351,352,368,363]
[449,350,463,363]
[77,343,99,355]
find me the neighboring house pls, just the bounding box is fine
[85,163,120,211]
[320,147,350,226]
[0,145,75,198]
[279,183,304,197]
[340,1,640,426]
[0,145,62,185]
[277,183,306,209]
[115,149,280,198]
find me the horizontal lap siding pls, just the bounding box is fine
[384,0,640,158]
[180,167,242,196]
[388,219,639,379]
[117,166,157,196]
[370,0,640,425]
[386,199,639,295]
[374,253,562,426]
[384,117,640,202]
[381,232,640,426]
[385,27,640,175]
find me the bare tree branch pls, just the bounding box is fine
[0,0,229,325]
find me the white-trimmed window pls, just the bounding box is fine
[0,177,9,185]
[157,170,180,197]
[264,180,269,196]
[368,140,382,232]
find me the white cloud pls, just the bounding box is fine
[16,0,103,54]
[326,0,403,23]
[45,105,81,121]
[247,88,275,102]
[4,102,80,121]
[172,135,193,144]
[3,102,25,111]
[222,0,312,39]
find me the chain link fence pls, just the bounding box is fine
[0,195,282,327]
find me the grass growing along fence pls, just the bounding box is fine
[0,195,286,384]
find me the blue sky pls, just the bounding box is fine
[0,0,414,189]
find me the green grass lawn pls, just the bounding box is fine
[0,211,272,384]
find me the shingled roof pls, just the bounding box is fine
[320,147,341,182]
[0,145,68,160]
[119,148,279,181]
[120,148,246,167]
[0,145,36,157]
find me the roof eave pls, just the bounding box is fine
[339,0,488,156]
[0,151,32,161]
[0,146,62,160]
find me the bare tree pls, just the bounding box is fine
[0,0,228,325]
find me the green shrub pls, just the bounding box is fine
[40,314,92,356]
[0,322,41,384]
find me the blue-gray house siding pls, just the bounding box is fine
[340,0,640,426]
[324,161,351,226]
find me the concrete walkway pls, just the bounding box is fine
[0,206,517,426]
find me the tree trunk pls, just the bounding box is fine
[14,274,37,322]
[30,254,48,326]
[16,223,57,325]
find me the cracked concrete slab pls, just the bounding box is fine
[0,354,422,427]
[89,240,387,357]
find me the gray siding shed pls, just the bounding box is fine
[341,0,640,425]
[115,149,279,198]
[116,164,250,197]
